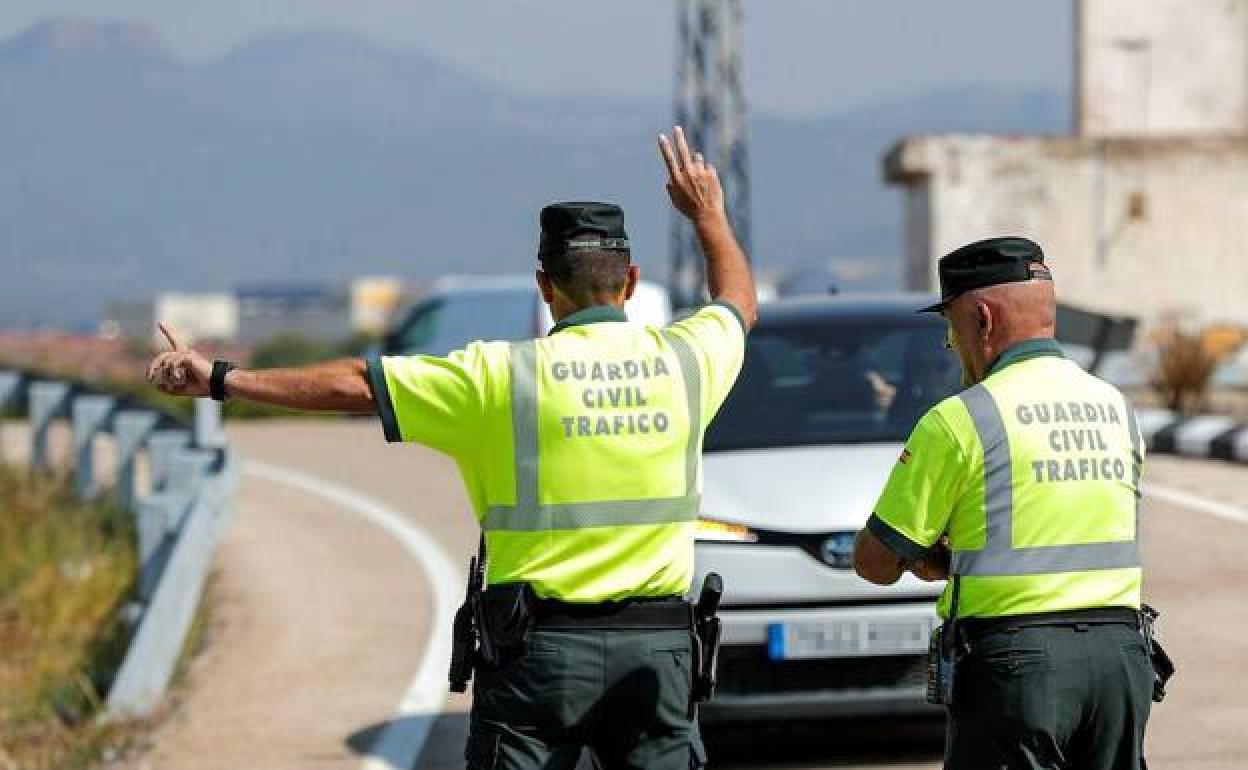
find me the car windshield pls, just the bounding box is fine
[391,290,537,355]
[704,317,962,451]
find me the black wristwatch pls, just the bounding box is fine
[210,360,238,402]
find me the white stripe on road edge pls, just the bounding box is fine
[244,460,463,770]
[1143,482,1248,526]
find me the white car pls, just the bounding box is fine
[693,294,962,724]
[381,274,671,357]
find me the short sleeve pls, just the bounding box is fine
[664,301,748,425]
[867,408,966,561]
[366,342,493,457]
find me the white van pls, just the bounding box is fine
[382,275,672,357]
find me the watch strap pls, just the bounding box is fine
[210,360,237,402]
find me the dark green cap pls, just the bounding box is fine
[538,201,630,261]
[919,236,1052,313]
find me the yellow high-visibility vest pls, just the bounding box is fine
[870,339,1143,618]
[369,302,746,602]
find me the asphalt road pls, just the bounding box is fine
[144,421,1247,770]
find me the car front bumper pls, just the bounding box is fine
[701,601,943,724]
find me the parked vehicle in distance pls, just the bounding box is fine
[380,275,672,357]
[693,293,962,724]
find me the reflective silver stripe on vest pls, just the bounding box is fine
[482,337,702,532]
[950,384,1141,577]
[1124,394,1143,540]
[663,331,703,498]
[509,339,540,512]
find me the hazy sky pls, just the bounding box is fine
[0,1,1073,115]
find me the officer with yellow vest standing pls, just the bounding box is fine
[146,125,756,770]
[852,237,1164,770]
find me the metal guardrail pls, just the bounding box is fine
[0,368,239,719]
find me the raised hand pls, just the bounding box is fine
[658,126,726,225]
[146,323,212,397]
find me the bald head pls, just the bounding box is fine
[966,279,1056,339]
[946,278,1057,383]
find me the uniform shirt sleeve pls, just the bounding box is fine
[664,301,748,426]
[366,342,492,458]
[867,407,967,562]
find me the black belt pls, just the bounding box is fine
[531,596,692,630]
[960,606,1140,638]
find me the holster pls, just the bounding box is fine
[926,575,966,706]
[1140,604,1175,703]
[691,573,724,708]
[925,621,965,706]
[449,599,476,693]
[475,583,536,665]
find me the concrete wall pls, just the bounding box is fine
[886,135,1248,324]
[1078,0,1248,137]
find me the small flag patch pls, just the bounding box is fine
[899,449,912,465]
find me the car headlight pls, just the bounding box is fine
[695,516,758,543]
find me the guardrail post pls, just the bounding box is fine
[0,370,22,463]
[136,493,183,602]
[113,410,159,512]
[166,448,217,505]
[146,430,191,492]
[194,398,226,450]
[29,381,71,473]
[72,394,115,501]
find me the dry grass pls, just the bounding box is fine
[0,466,139,769]
[1149,323,1248,415]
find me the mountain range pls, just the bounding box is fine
[0,19,1069,328]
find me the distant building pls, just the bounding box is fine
[110,293,239,346]
[108,278,405,346]
[885,0,1248,326]
[349,277,403,335]
[234,282,347,344]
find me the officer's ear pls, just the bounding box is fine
[975,301,993,341]
[536,269,555,304]
[622,264,641,301]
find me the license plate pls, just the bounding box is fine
[767,616,934,660]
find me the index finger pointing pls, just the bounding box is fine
[158,322,186,352]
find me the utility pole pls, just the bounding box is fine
[670,0,752,309]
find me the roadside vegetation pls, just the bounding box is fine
[0,467,138,769]
[1149,322,1248,415]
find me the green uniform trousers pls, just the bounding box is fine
[466,628,706,770]
[945,623,1153,770]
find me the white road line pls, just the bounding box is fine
[1143,482,1248,525]
[244,460,463,770]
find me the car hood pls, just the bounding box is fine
[701,443,902,533]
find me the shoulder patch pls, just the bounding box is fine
[898,448,912,465]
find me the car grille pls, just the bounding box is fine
[716,645,927,695]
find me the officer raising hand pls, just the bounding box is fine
[147,126,757,770]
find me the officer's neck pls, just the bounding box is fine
[550,296,627,324]
[980,332,1059,379]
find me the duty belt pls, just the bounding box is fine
[531,596,692,630]
[959,606,1140,638]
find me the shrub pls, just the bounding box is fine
[1150,322,1247,414]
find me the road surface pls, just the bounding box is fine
[137,420,1247,769]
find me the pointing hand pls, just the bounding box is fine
[146,323,212,398]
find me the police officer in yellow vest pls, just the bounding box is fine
[146,126,757,770]
[852,237,1157,770]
